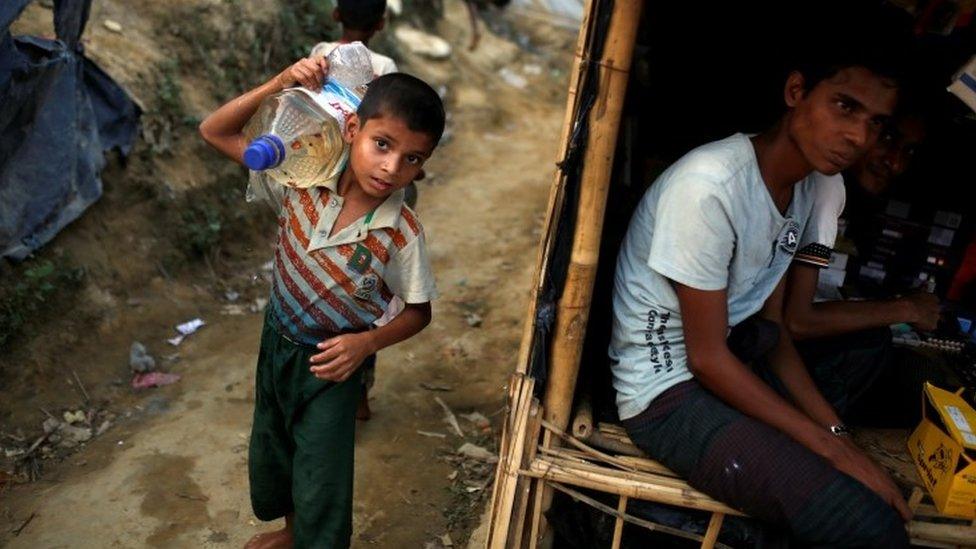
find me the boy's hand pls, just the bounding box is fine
[276,57,330,91]
[309,332,377,382]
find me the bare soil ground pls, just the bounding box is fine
[0,1,574,546]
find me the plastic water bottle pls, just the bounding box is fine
[242,42,374,189]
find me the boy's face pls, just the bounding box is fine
[786,66,898,176]
[850,114,926,195]
[343,113,435,199]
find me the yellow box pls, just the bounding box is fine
[908,383,976,519]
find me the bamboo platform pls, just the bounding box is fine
[488,375,976,548]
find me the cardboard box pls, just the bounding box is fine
[908,383,976,519]
[948,55,976,114]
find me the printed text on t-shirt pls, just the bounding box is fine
[644,308,673,375]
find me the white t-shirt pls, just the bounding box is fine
[609,133,844,419]
[309,41,398,77]
[794,177,845,270]
[792,179,847,300]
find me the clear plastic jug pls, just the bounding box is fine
[242,42,374,192]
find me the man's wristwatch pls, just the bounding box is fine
[829,423,851,437]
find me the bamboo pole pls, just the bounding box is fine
[488,374,535,549]
[508,399,542,545]
[611,496,628,549]
[903,487,976,547]
[598,422,629,438]
[515,0,596,375]
[540,446,675,477]
[540,455,692,490]
[486,375,522,544]
[701,513,725,549]
[548,482,735,549]
[527,480,545,549]
[524,458,743,516]
[541,419,641,473]
[571,391,593,439]
[585,430,646,458]
[532,0,644,543]
[907,521,976,546]
[543,0,645,433]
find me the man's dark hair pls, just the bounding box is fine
[337,0,386,31]
[791,3,910,92]
[794,41,904,93]
[358,73,446,145]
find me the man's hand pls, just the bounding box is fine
[276,57,330,91]
[309,332,377,382]
[900,292,940,332]
[826,437,912,521]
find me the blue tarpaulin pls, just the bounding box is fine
[0,0,140,261]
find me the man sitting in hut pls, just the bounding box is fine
[608,40,912,546]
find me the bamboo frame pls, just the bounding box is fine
[908,522,976,547]
[529,1,645,538]
[702,513,725,549]
[611,495,628,548]
[490,392,976,549]
[522,457,742,516]
[571,392,594,439]
[540,446,675,478]
[504,3,598,535]
[542,0,645,434]
[906,488,976,547]
[514,0,597,376]
[509,399,542,545]
[487,374,537,549]
[548,482,735,549]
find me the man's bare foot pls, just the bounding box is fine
[356,388,372,421]
[243,525,293,549]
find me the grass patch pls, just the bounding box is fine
[0,258,85,351]
[161,170,277,267]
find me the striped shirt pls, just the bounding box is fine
[267,179,437,345]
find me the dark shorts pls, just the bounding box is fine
[622,381,908,548]
[249,316,362,549]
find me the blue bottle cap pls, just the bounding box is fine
[243,135,286,170]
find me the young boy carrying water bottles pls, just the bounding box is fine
[199,56,445,548]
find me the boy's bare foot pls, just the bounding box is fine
[243,525,293,549]
[356,388,372,421]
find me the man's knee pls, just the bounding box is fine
[792,475,908,548]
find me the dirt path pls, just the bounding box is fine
[0,64,564,547]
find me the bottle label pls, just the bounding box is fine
[294,81,363,129]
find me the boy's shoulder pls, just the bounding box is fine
[370,51,398,75]
[387,203,425,242]
[367,194,426,251]
[309,41,340,59]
